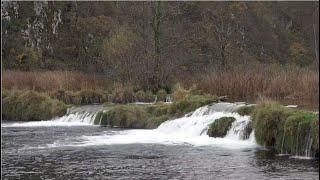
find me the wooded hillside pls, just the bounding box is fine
[2,2,319,91]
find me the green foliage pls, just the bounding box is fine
[94,94,216,129]
[2,90,67,121]
[94,111,103,125]
[207,117,236,137]
[146,104,170,117]
[237,105,255,116]
[156,89,167,102]
[102,105,149,128]
[169,94,218,117]
[75,90,105,105]
[135,90,155,102]
[252,101,290,147]
[146,115,170,129]
[50,89,107,105]
[252,101,319,157]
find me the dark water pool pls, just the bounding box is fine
[1,125,319,180]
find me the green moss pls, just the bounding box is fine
[145,104,170,117]
[207,117,236,137]
[252,102,290,147]
[103,105,149,128]
[237,105,255,116]
[146,115,170,129]
[2,90,67,121]
[93,94,217,129]
[169,94,218,117]
[252,101,319,157]
[94,111,103,125]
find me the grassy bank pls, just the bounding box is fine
[3,67,319,109]
[190,64,319,110]
[252,100,319,157]
[2,90,68,121]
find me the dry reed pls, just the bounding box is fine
[2,70,111,92]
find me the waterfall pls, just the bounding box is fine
[156,102,251,140]
[2,105,105,127]
[77,102,257,149]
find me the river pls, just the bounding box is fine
[1,103,319,179]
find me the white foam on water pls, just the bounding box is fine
[1,105,105,127]
[44,103,257,149]
[1,112,96,127]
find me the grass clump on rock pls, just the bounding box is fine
[2,90,67,121]
[95,92,218,129]
[169,94,218,117]
[207,117,236,138]
[94,105,149,128]
[252,100,319,157]
[237,105,255,116]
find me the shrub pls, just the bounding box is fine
[135,90,155,102]
[75,89,105,104]
[172,83,189,102]
[237,105,255,116]
[156,89,167,102]
[110,84,135,103]
[2,90,67,121]
[207,117,236,137]
[50,89,107,105]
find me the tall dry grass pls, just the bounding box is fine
[2,70,111,92]
[194,64,319,109]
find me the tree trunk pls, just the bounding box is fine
[152,1,161,91]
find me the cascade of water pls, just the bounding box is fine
[156,103,252,140]
[296,122,301,156]
[305,128,313,157]
[281,130,286,154]
[3,105,105,127]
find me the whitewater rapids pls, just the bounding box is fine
[2,102,257,149]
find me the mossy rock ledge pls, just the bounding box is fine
[252,101,319,157]
[207,117,236,138]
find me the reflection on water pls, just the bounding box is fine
[2,126,319,180]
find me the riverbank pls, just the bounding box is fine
[3,68,319,110]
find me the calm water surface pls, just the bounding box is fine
[1,125,319,180]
